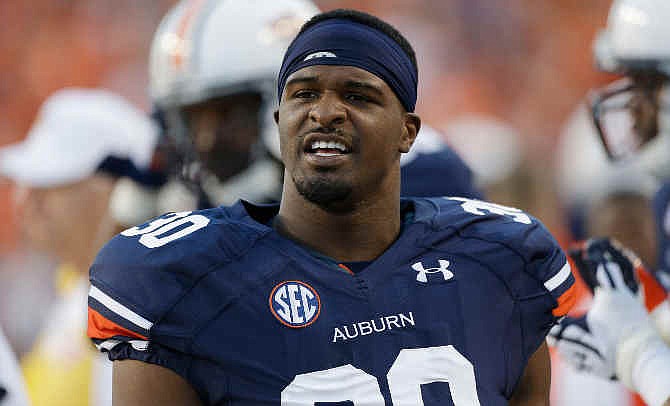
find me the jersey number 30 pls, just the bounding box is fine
[121,211,210,248]
[282,345,481,405]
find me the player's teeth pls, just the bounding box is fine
[310,140,347,152]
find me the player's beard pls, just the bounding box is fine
[292,172,353,211]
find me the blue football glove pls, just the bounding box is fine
[568,237,640,295]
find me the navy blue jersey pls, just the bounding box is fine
[88,197,574,405]
[400,126,483,200]
[653,181,670,289]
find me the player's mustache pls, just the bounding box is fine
[305,126,346,136]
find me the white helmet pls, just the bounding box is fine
[594,0,670,74]
[590,0,670,178]
[149,0,319,161]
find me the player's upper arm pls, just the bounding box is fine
[441,197,577,369]
[508,342,551,406]
[528,240,576,319]
[113,360,202,406]
[444,197,577,318]
[87,210,234,401]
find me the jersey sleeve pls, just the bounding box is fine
[510,217,576,366]
[429,197,577,396]
[473,203,576,389]
[442,197,576,320]
[520,222,576,319]
[86,210,227,394]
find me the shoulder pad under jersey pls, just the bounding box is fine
[424,196,575,318]
[87,203,270,348]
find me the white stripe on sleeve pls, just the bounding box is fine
[544,261,572,292]
[89,285,153,330]
[95,339,149,352]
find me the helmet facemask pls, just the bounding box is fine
[157,88,282,205]
[590,72,669,164]
[182,92,264,182]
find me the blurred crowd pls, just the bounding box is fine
[0,0,663,405]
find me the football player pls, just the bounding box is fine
[589,0,670,287]
[88,9,574,405]
[131,0,481,218]
[548,1,670,405]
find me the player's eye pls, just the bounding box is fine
[293,90,318,100]
[345,93,370,103]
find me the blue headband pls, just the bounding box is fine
[278,18,418,112]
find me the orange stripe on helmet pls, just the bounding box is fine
[172,0,207,69]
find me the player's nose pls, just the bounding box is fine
[308,92,347,127]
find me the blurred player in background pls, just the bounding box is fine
[0,88,159,406]
[553,151,658,405]
[549,1,670,405]
[0,325,28,406]
[123,0,481,220]
[145,0,319,211]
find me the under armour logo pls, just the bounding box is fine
[304,51,337,61]
[412,259,454,283]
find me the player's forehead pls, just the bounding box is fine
[284,65,390,94]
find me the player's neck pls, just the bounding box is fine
[276,187,402,262]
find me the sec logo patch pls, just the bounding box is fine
[269,280,321,328]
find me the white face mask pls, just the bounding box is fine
[592,79,670,180]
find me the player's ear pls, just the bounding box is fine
[273,110,279,125]
[399,113,420,153]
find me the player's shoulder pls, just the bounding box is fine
[415,196,574,317]
[96,203,267,270]
[425,196,550,250]
[89,202,272,329]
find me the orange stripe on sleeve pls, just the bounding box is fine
[636,266,668,312]
[88,307,148,341]
[553,283,578,317]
